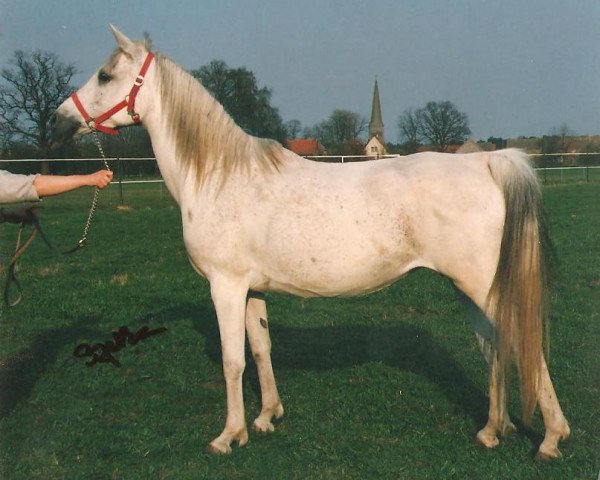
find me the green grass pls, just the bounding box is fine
[0,182,598,480]
[537,166,600,185]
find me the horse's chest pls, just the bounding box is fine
[181,207,251,272]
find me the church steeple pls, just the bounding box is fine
[369,78,384,144]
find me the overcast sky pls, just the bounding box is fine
[1,0,599,141]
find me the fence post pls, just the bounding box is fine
[586,165,589,183]
[118,157,125,206]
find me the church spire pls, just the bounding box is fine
[369,78,384,144]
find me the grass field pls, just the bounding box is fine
[0,181,598,480]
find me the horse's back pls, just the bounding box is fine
[239,151,506,296]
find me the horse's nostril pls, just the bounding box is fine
[51,113,80,147]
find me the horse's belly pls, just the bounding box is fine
[257,266,417,298]
[252,242,422,297]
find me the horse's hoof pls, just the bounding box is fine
[207,441,232,455]
[536,445,562,460]
[207,429,248,454]
[476,430,499,449]
[253,418,275,433]
[252,403,284,433]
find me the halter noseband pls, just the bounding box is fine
[70,51,154,135]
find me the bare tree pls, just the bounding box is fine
[397,108,420,153]
[0,50,76,158]
[551,123,575,153]
[415,101,470,152]
[284,119,302,139]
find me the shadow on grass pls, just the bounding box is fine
[0,302,543,453]
[0,316,103,420]
[187,303,490,427]
[0,311,171,420]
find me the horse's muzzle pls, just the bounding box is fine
[50,111,81,148]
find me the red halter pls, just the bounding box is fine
[70,51,154,135]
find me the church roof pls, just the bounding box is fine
[369,78,384,143]
[369,79,384,130]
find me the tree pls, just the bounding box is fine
[415,101,470,152]
[398,101,470,152]
[327,110,367,144]
[397,108,420,153]
[309,109,367,153]
[487,136,506,150]
[539,123,576,168]
[0,50,76,158]
[540,123,574,154]
[191,60,286,141]
[284,119,302,139]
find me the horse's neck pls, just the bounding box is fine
[140,62,287,204]
[141,84,186,204]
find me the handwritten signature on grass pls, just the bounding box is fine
[73,325,167,367]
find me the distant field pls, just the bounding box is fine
[537,166,600,184]
[0,182,598,479]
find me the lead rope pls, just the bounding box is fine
[63,130,112,254]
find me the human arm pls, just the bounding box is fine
[32,170,113,197]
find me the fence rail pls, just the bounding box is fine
[2,155,599,188]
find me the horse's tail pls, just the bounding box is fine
[486,149,551,426]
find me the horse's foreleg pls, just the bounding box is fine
[207,278,249,454]
[245,292,284,432]
[536,356,570,459]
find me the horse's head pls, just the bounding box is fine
[53,25,154,145]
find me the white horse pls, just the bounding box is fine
[53,26,570,458]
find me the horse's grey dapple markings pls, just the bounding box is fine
[53,25,570,458]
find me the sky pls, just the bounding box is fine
[1,0,599,141]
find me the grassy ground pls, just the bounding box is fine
[0,181,598,479]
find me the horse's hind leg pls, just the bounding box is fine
[456,284,515,448]
[245,292,284,432]
[536,356,570,459]
[475,349,516,448]
[458,284,569,457]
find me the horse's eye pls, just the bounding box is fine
[98,70,112,84]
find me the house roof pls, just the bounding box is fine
[285,138,323,156]
[365,136,385,148]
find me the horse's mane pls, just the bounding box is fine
[153,53,284,186]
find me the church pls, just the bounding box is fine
[365,78,387,157]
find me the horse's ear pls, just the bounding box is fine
[109,24,136,55]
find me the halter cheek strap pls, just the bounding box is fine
[70,51,154,135]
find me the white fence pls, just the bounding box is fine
[1,155,599,186]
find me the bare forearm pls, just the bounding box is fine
[33,175,89,197]
[32,170,113,198]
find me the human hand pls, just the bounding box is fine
[89,169,113,189]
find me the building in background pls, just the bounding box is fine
[365,78,387,157]
[285,138,327,156]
